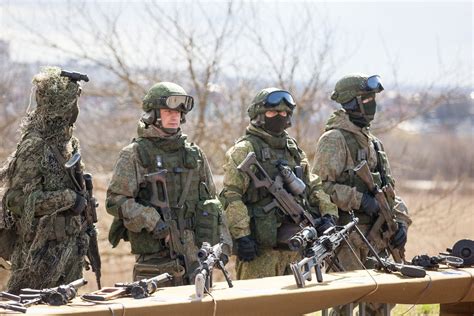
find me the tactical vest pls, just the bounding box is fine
[336,129,394,225]
[237,133,310,248]
[127,136,221,254]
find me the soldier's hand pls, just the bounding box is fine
[360,193,380,217]
[71,193,87,216]
[392,222,408,249]
[151,220,170,240]
[316,214,336,235]
[236,236,258,262]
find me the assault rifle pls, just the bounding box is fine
[290,217,359,288]
[0,292,27,313]
[65,153,102,289]
[195,242,233,300]
[82,273,172,301]
[368,257,426,278]
[354,160,404,263]
[19,278,87,306]
[237,152,317,228]
[144,169,190,280]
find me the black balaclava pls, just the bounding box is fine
[263,114,288,134]
[345,94,377,128]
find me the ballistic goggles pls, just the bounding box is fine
[261,90,296,109]
[362,75,384,93]
[158,95,194,112]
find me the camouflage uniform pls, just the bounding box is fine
[0,67,90,294]
[313,74,411,316]
[106,82,231,286]
[221,88,338,280]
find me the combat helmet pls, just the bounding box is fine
[330,74,384,105]
[248,88,296,127]
[141,82,194,126]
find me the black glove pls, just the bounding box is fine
[316,214,336,235]
[236,236,258,262]
[360,193,380,217]
[392,223,408,249]
[71,193,87,216]
[151,220,170,240]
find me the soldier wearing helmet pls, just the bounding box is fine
[220,88,338,280]
[313,74,411,315]
[1,66,91,293]
[106,82,231,285]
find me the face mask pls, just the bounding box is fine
[263,114,288,134]
[347,95,377,128]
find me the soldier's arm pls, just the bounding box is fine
[105,145,160,233]
[4,138,77,216]
[312,130,363,212]
[300,151,338,218]
[221,142,253,239]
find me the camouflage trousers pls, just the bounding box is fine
[331,224,393,316]
[235,248,299,280]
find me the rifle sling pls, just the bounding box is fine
[46,142,83,192]
[176,168,194,243]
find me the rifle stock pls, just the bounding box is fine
[144,170,186,261]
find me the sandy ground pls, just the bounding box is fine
[1,173,472,293]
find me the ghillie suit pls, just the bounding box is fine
[0,67,89,294]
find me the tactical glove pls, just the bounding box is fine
[236,236,258,262]
[71,193,87,216]
[151,220,170,240]
[392,222,408,249]
[316,214,336,235]
[360,193,380,217]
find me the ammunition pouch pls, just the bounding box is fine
[194,198,222,247]
[249,206,278,248]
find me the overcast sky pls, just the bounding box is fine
[0,1,472,88]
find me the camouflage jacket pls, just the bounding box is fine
[312,109,411,226]
[221,125,338,241]
[106,121,232,254]
[3,132,83,237]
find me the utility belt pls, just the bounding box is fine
[25,214,81,242]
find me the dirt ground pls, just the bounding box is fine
[1,173,472,294]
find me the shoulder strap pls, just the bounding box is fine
[133,138,152,169]
[338,129,361,164]
[286,137,303,165]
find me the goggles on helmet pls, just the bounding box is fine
[363,75,384,93]
[158,95,194,112]
[261,90,296,109]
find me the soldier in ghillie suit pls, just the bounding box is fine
[313,74,411,315]
[0,67,90,294]
[220,88,338,280]
[106,82,232,285]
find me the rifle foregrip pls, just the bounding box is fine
[400,266,426,278]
